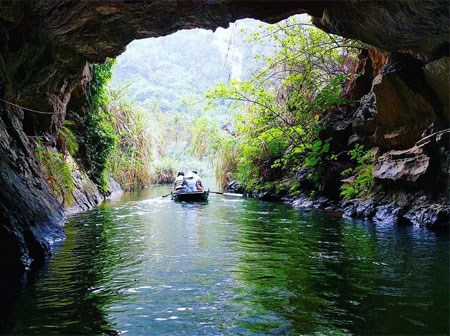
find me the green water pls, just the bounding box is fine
[0,184,448,335]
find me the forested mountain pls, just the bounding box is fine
[110,19,273,116]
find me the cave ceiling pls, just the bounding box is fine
[0,0,448,122]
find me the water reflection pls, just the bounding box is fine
[0,206,132,334]
[231,203,379,334]
[0,187,448,335]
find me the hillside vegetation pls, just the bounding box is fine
[109,19,277,178]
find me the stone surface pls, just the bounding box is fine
[106,175,124,200]
[373,146,430,184]
[314,1,449,54]
[67,169,123,214]
[0,105,65,272]
[346,48,388,101]
[66,156,102,215]
[423,57,450,121]
[352,53,442,149]
[341,191,449,229]
[404,204,450,229]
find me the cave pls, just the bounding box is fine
[0,0,448,272]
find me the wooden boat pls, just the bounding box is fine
[171,189,209,202]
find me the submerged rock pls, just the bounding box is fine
[404,204,450,228]
[373,205,404,224]
[292,196,315,209]
[340,193,449,230]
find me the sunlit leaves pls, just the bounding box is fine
[202,15,360,191]
[69,59,117,194]
[106,88,153,190]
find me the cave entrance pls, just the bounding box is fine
[62,10,363,194]
[102,14,335,188]
[109,18,270,183]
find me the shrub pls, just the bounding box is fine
[340,145,374,200]
[152,157,177,184]
[35,144,75,206]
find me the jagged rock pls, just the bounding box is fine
[295,168,314,188]
[423,57,450,121]
[373,65,434,133]
[253,189,281,202]
[352,53,445,149]
[347,48,388,101]
[356,200,377,218]
[224,180,241,193]
[404,204,450,229]
[342,203,358,218]
[373,146,430,184]
[321,103,357,152]
[66,156,102,215]
[373,128,449,190]
[342,196,449,229]
[106,176,124,200]
[292,195,315,209]
[314,1,449,55]
[374,205,409,224]
[352,91,378,135]
[416,127,450,148]
[368,49,390,76]
[0,106,65,272]
[291,194,333,210]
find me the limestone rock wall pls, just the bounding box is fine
[352,53,445,150]
[0,105,65,272]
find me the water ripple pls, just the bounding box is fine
[0,187,448,335]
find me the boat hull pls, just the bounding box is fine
[172,190,209,202]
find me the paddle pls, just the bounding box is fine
[223,192,244,197]
[161,192,172,198]
[209,191,244,197]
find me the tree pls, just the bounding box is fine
[203,16,361,191]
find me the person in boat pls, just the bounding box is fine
[174,172,186,190]
[181,172,199,192]
[191,170,203,191]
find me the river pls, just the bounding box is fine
[0,182,448,335]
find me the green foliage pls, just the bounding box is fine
[70,59,117,194]
[57,120,78,156]
[340,145,374,200]
[110,20,275,115]
[302,139,331,189]
[84,109,117,194]
[204,16,360,192]
[35,145,75,206]
[144,101,211,180]
[106,88,153,191]
[191,114,238,187]
[152,157,177,184]
[288,180,302,196]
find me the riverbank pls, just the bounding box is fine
[245,187,449,231]
[287,192,449,231]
